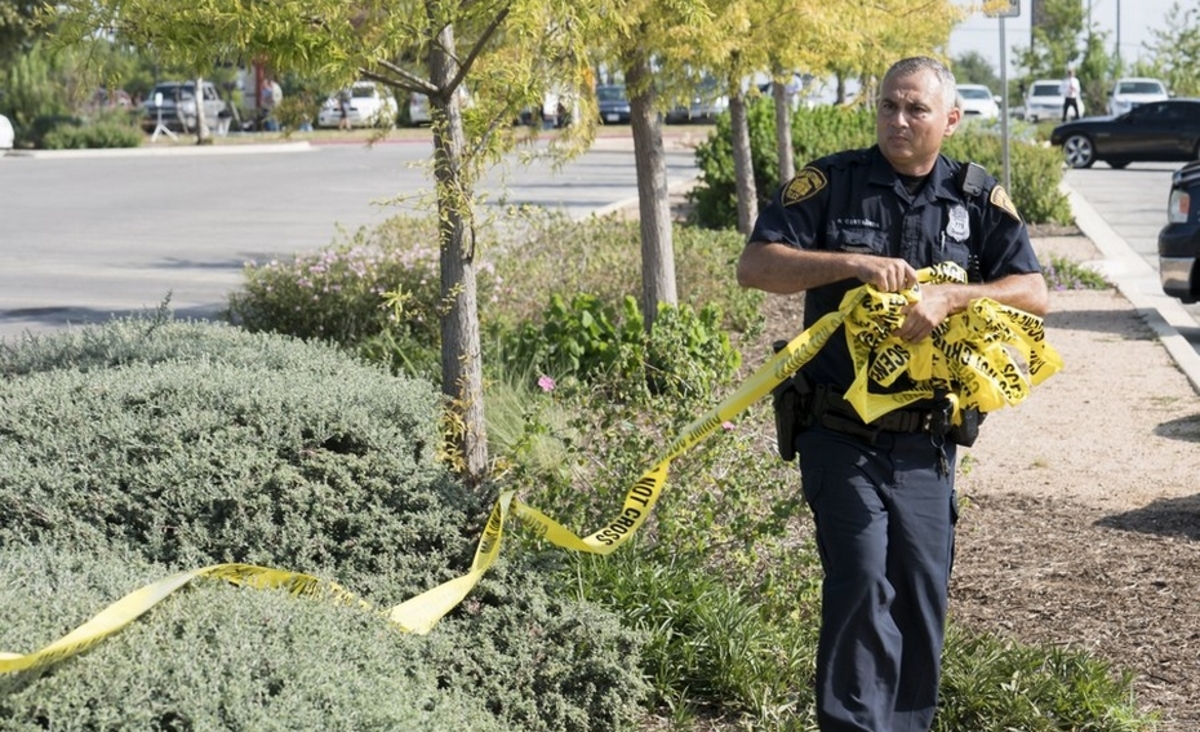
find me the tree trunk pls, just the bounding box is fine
[430,29,488,488]
[729,91,757,236]
[772,74,795,182]
[626,55,677,331]
[194,75,210,144]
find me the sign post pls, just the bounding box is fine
[150,91,178,144]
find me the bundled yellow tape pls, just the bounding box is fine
[0,263,1061,673]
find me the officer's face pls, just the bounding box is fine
[875,69,960,176]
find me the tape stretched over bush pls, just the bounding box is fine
[0,564,365,673]
[0,263,1062,671]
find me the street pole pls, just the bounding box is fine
[1115,0,1122,71]
[1000,15,1011,192]
[989,0,1019,192]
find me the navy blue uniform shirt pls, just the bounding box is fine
[748,145,1042,392]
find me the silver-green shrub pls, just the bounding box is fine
[0,544,507,731]
[0,319,464,600]
[0,317,648,732]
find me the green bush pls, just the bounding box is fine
[687,97,784,230]
[1042,254,1112,291]
[227,210,762,390]
[0,317,649,732]
[689,99,1073,230]
[942,131,1073,225]
[498,294,740,401]
[575,549,818,728]
[0,42,73,148]
[225,216,451,379]
[41,114,143,149]
[644,300,741,399]
[427,557,650,732]
[489,210,762,335]
[788,103,876,164]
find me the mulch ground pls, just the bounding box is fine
[952,492,1200,729]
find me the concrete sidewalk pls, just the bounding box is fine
[1064,182,1200,395]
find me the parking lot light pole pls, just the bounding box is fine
[987,0,1020,193]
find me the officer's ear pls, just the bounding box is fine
[943,104,961,138]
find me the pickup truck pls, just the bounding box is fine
[141,80,228,134]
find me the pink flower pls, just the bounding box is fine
[721,421,735,431]
[537,375,556,392]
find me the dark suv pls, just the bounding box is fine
[1158,160,1200,303]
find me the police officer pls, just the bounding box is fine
[737,56,1049,731]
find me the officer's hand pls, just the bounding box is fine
[855,256,918,293]
[895,285,953,342]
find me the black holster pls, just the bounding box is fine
[948,406,986,447]
[932,387,986,447]
[771,341,814,461]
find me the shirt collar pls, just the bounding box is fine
[867,146,963,203]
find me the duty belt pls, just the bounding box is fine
[812,388,939,444]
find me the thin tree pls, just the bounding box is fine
[1144,2,1200,97]
[598,2,717,330]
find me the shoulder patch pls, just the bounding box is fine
[783,167,828,206]
[989,185,1021,221]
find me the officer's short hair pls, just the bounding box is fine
[882,57,958,110]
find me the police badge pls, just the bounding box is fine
[946,204,970,241]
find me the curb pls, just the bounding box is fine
[588,177,699,220]
[3,141,314,160]
[1063,181,1200,394]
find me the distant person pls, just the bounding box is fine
[1061,68,1081,121]
[261,77,283,131]
[337,88,352,131]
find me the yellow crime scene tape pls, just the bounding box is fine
[0,262,1062,675]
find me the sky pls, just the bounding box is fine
[947,0,1180,76]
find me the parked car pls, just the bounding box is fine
[316,81,398,128]
[1108,77,1169,117]
[1158,160,1200,303]
[408,93,431,125]
[596,84,631,124]
[756,72,832,110]
[140,81,227,133]
[408,88,474,126]
[0,113,13,150]
[1023,78,1084,123]
[956,83,1001,119]
[1050,98,1200,169]
[666,77,729,123]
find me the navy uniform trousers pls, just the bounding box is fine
[797,423,958,732]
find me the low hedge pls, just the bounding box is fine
[0,545,508,732]
[0,318,647,732]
